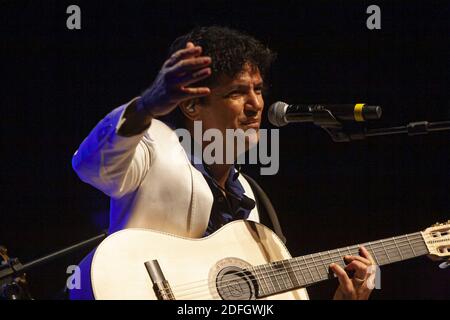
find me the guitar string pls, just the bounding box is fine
[168,234,423,291]
[174,244,429,300]
[172,236,425,299]
[164,237,426,299]
[174,239,428,299]
[174,239,429,300]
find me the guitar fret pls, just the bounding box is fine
[282,260,296,289]
[335,248,341,266]
[327,250,333,265]
[283,260,298,288]
[275,262,286,292]
[262,265,273,295]
[327,250,335,277]
[400,235,413,258]
[380,239,390,263]
[277,262,288,290]
[295,260,307,287]
[260,266,270,293]
[367,242,380,266]
[319,253,328,279]
[279,261,287,290]
[406,234,417,257]
[389,239,402,261]
[393,237,404,260]
[346,246,353,257]
[310,254,322,280]
[336,248,345,268]
[253,266,263,296]
[271,263,282,291]
[282,262,290,289]
[292,263,301,286]
[303,255,315,283]
[271,263,282,292]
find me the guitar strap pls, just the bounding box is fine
[241,173,287,244]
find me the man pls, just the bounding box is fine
[71,26,374,300]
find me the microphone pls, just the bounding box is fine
[268,101,382,127]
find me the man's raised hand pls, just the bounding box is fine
[140,42,211,117]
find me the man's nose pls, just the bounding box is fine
[245,90,263,112]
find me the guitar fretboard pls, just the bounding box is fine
[249,232,428,298]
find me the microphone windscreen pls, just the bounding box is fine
[268,101,289,127]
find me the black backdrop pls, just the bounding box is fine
[1,0,449,299]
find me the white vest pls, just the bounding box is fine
[72,99,259,238]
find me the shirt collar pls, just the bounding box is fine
[187,151,245,196]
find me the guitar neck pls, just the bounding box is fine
[251,231,429,298]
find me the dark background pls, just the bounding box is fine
[1,0,449,299]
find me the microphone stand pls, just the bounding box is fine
[0,232,107,299]
[310,108,450,142]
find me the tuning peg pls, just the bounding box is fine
[438,261,449,269]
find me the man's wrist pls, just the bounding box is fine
[117,97,153,137]
[136,96,154,117]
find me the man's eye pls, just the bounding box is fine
[226,88,264,98]
[227,91,243,97]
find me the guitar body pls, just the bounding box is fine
[91,220,309,300]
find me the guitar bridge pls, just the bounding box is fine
[144,260,175,300]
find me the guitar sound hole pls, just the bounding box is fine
[216,266,256,300]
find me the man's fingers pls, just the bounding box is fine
[168,57,212,75]
[345,260,368,280]
[179,86,211,98]
[175,67,211,87]
[344,255,371,266]
[164,45,203,68]
[359,246,376,265]
[330,263,353,293]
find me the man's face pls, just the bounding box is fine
[196,64,264,156]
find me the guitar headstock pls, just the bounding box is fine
[422,220,450,261]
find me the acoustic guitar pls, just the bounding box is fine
[90,220,449,299]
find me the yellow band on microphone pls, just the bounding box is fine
[354,103,365,122]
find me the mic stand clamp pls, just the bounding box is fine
[309,108,450,142]
[309,108,357,142]
[0,246,32,300]
[0,232,107,300]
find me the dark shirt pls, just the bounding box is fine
[189,157,252,237]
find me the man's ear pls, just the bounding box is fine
[179,99,201,121]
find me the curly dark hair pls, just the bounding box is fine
[160,26,276,128]
[168,26,277,88]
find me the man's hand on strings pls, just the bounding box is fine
[330,246,377,300]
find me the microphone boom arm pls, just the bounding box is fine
[320,120,450,142]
